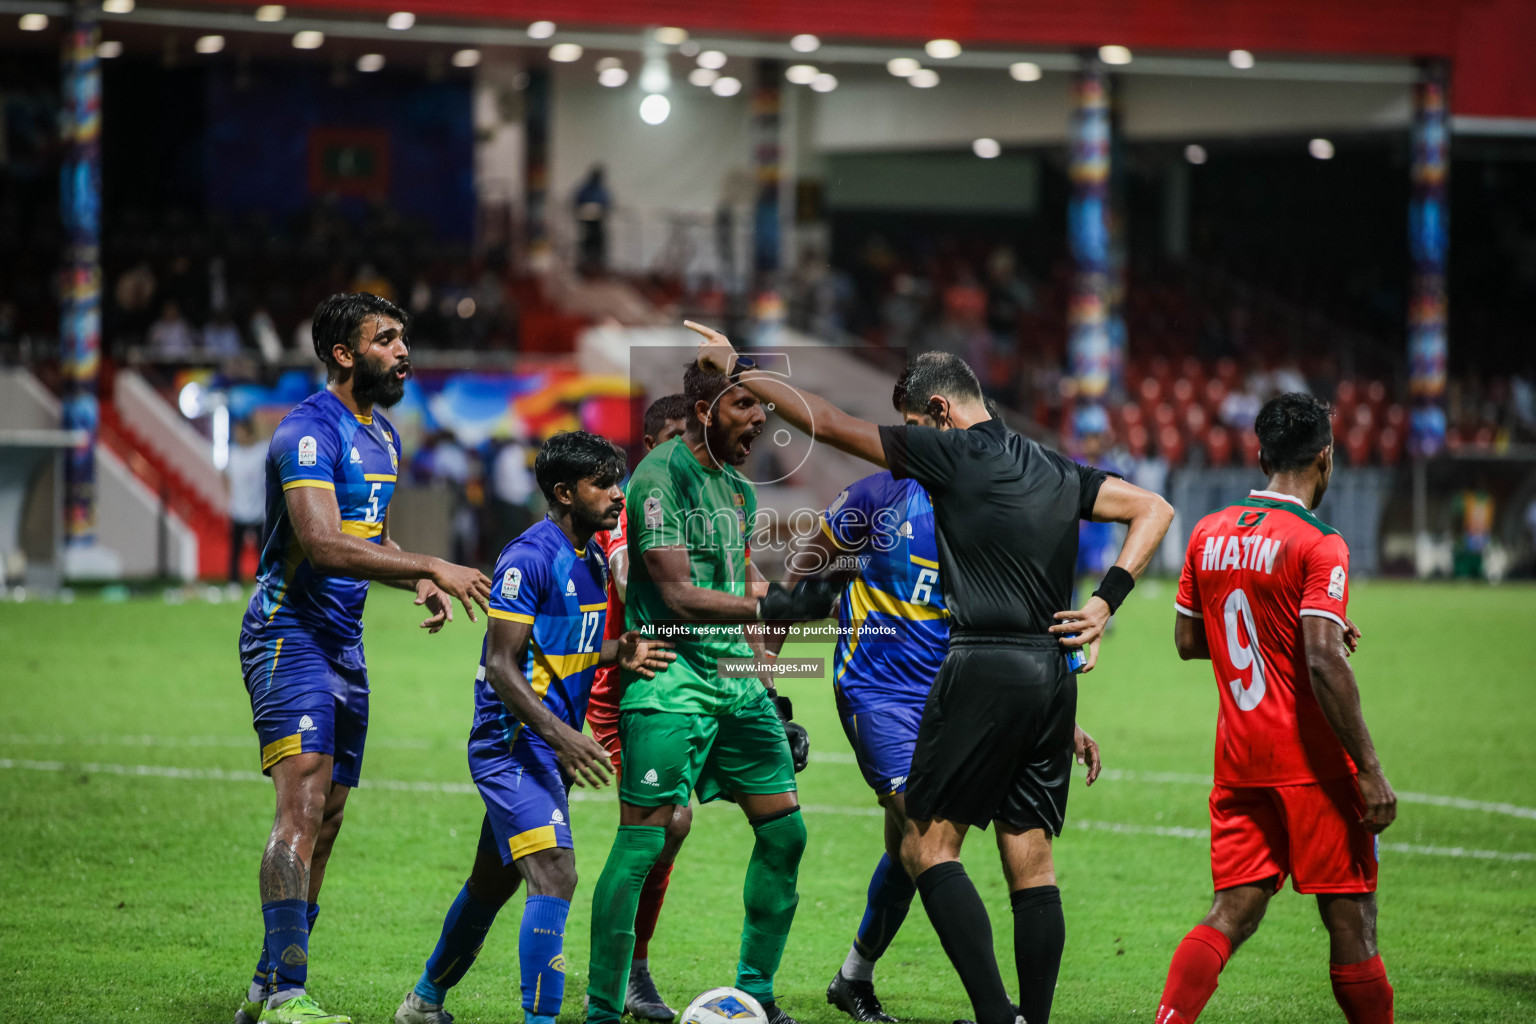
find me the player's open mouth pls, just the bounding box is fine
[739,429,760,455]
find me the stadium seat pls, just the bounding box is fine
[1345,426,1372,466]
[1205,424,1234,466]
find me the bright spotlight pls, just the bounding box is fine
[253,5,285,22]
[790,34,820,53]
[639,93,671,125]
[18,13,48,30]
[195,34,225,53]
[784,64,818,85]
[908,68,940,88]
[526,20,555,39]
[1309,138,1335,160]
[973,138,1001,159]
[887,57,919,77]
[1010,62,1041,82]
[1184,144,1207,165]
[810,73,837,93]
[101,0,135,13]
[688,68,718,87]
[600,67,629,87]
[292,30,324,49]
[925,38,961,59]
[451,48,480,68]
[697,49,726,70]
[596,56,622,71]
[654,26,688,45]
[96,40,124,57]
[711,76,742,97]
[1229,49,1255,69]
[549,43,583,62]
[1099,44,1132,65]
[357,53,385,72]
[386,11,414,30]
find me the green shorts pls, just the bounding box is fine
[617,690,797,807]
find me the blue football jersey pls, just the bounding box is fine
[468,517,609,777]
[822,471,949,713]
[242,389,400,647]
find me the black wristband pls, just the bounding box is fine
[1092,566,1136,614]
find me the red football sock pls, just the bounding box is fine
[1155,924,1233,1024]
[632,861,674,961]
[1330,954,1393,1024]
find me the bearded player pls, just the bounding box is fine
[583,362,837,1024]
[587,393,692,1020]
[235,293,491,1024]
[395,431,673,1024]
[1155,393,1397,1024]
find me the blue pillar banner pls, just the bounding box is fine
[1068,60,1111,403]
[1408,65,1448,458]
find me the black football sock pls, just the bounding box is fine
[1010,885,1064,1024]
[915,862,1015,1024]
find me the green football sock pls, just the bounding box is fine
[587,825,666,1024]
[736,810,807,1003]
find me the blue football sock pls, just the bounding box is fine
[262,898,311,1002]
[854,853,916,962]
[250,902,319,1002]
[414,885,501,1005]
[520,894,571,1017]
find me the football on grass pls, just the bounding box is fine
[681,988,768,1024]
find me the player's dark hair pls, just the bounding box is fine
[892,352,984,414]
[311,292,409,377]
[643,393,691,439]
[683,361,733,426]
[535,430,628,505]
[1255,393,1334,472]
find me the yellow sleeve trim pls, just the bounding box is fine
[363,473,397,482]
[488,609,535,623]
[261,733,303,770]
[820,516,855,551]
[909,554,939,569]
[340,520,384,539]
[283,479,335,491]
[508,825,559,860]
[579,602,607,612]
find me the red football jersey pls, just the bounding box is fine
[588,515,628,716]
[1177,489,1356,787]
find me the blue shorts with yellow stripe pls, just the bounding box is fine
[240,630,369,789]
[836,690,924,797]
[472,750,573,864]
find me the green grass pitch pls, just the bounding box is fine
[2,579,1534,1023]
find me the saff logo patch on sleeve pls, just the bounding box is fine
[298,436,318,467]
[644,495,663,529]
[1328,565,1346,600]
[828,489,850,515]
[501,568,521,600]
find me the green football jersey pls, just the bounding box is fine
[622,436,760,714]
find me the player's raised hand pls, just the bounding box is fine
[552,725,617,789]
[617,631,676,679]
[1074,723,1103,785]
[430,558,492,623]
[1050,595,1112,648]
[1343,617,1363,656]
[1356,766,1397,833]
[683,320,737,375]
[414,578,454,633]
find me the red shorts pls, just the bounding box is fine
[1209,776,1378,894]
[587,699,621,775]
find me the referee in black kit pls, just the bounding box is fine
[687,324,1173,1024]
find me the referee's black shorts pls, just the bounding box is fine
[905,633,1077,835]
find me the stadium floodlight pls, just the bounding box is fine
[973,138,1001,159]
[254,4,285,22]
[1099,44,1132,64]
[195,34,225,53]
[18,13,48,30]
[452,48,480,68]
[784,64,818,85]
[887,57,920,77]
[96,39,124,57]
[1309,138,1335,160]
[599,66,629,87]
[908,68,940,88]
[291,30,324,49]
[1010,62,1042,82]
[697,50,727,70]
[457,298,476,319]
[790,34,820,53]
[655,26,689,45]
[357,53,385,72]
[810,73,837,93]
[526,20,555,39]
[925,38,961,59]
[640,55,670,92]
[596,56,622,71]
[1184,144,1208,165]
[639,93,671,125]
[1229,49,1255,69]
[549,42,583,62]
[688,68,718,87]
[386,11,414,30]
[101,0,135,13]
[711,75,742,97]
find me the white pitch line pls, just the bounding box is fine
[0,732,436,750]
[1,758,1530,864]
